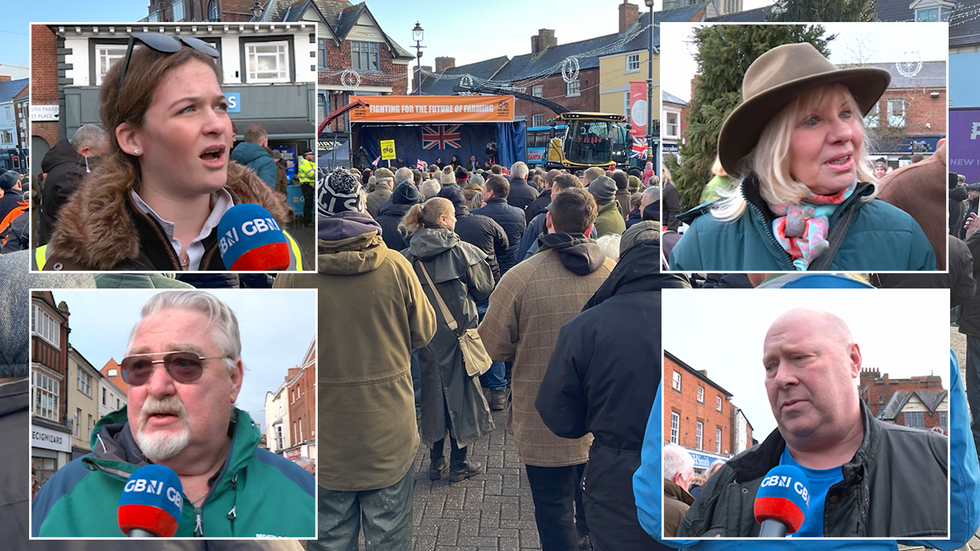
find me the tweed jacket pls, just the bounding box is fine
[479,234,615,467]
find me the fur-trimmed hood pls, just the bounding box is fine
[48,161,293,270]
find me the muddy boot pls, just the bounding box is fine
[489,388,508,411]
[429,440,448,480]
[448,438,483,482]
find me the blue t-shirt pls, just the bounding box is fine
[780,446,845,537]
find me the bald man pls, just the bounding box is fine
[677,308,949,538]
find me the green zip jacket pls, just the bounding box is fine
[669,175,937,272]
[31,407,315,538]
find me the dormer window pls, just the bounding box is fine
[911,0,955,21]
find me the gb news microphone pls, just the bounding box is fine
[217,203,291,270]
[118,464,183,537]
[754,464,810,537]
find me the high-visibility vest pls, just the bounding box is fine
[297,158,315,186]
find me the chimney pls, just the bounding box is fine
[619,0,639,33]
[531,29,557,55]
[0,76,10,82]
[435,57,455,73]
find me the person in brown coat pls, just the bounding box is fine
[663,444,696,538]
[876,142,948,270]
[479,187,616,551]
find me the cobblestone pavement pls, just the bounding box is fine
[411,406,543,551]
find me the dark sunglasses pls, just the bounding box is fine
[120,351,224,386]
[118,32,220,89]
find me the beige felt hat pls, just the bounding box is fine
[717,42,891,175]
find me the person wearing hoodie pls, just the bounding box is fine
[376,182,422,252]
[37,124,109,244]
[274,168,437,551]
[535,235,689,551]
[479,187,616,551]
[400,197,496,483]
[230,124,277,189]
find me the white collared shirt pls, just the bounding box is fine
[131,189,235,271]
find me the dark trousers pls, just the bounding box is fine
[302,183,314,223]
[966,335,980,451]
[525,463,588,551]
[314,469,413,551]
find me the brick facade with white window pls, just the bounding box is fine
[663,351,734,456]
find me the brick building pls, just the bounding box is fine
[28,24,59,167]
[844,61,947,166]
[664,351,736,473]
[419,2,656,128]
[30,291,73,484]
[144,0,260,22]
[250,0,413,142]
[859,367,949,432]
[284,338,316,463]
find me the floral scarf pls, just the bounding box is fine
[770,181,857,271]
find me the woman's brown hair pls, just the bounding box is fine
[97,43,223,191]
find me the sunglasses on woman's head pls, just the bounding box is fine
[119,350,224,386]
[118,32,220,89]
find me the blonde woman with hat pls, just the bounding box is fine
[669,42,935,272]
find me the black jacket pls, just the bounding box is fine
[452,204,508,284]
[663,182,680,232]
[525,188,552,224]
[960,229,980,336]
[472,197,526,274]
[375,202,413,252]
[506,177,539,211]
[678,401,948,538]
[874,234,975,308]
[38,139,90,244]
[535,241,689,551]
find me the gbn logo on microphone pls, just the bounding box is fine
[123,478,183,509]
[760,474,810,506]
[219,217,283,256]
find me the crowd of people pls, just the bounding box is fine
[269,157,670,551]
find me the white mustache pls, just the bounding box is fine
[140,396,188,427]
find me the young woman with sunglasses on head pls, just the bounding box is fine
[38,33,296,271]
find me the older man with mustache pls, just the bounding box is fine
[31,290,315,538]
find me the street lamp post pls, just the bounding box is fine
[412,22,425,96]
[643,0,657,172]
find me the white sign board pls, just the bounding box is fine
[32,423,71,453]
[30,105,59,121]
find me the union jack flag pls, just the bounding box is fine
[422,124,462,150]
[630,136,648,160]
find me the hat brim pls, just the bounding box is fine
[718,67,891,176]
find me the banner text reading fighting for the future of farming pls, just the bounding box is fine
[349,95,515,123]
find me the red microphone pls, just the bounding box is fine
[754,465,810,537]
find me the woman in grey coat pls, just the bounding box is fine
[401,197,495,482]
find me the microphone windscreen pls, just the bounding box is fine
[753,464,810,534]
[118,464,183,537]
[217,203,290,270]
